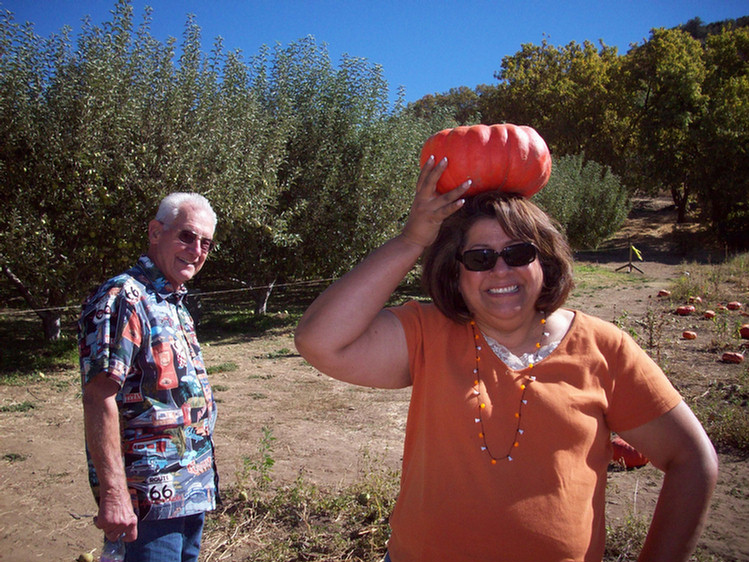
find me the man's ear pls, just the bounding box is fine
[148,219,163,244]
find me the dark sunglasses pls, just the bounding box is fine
[176,229,215,253]
[458,242,538,271]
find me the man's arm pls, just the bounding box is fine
[82,372,139,542]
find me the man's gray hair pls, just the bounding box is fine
[156,192,217,229]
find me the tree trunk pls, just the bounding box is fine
[670,184,689,224]
[254,278,276,315]
[1,263,63,340]
[42,312,62,341]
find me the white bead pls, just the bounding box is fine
[518,429,524,434]
[475,418,481,423]
[508,456,513,461]
[481,446,487,451]
[522,400,527,404]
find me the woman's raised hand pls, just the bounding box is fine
[401,156,471,249]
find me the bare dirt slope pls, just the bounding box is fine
[0,197,747,561]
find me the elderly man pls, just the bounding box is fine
[79,193,219,561]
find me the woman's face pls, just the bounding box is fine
[458,218,544,333]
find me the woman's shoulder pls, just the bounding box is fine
[566,309,630,345]
[389,300,461,331]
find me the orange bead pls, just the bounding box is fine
[514,441,519,447]
[520,384,526,390]
[491,459,497,465]
[480,403,486,409]
[479,432,484,438]
[514,412,520,418]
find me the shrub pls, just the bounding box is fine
[533,153,631,249]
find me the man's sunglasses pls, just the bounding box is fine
[458,242,538,271]
[176,229,215,253]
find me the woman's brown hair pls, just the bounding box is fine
[421,191,574,323]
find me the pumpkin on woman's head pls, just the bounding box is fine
[419,123,552,198]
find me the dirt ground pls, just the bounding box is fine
[0,198,747,561]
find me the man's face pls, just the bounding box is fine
[148,204,215,289]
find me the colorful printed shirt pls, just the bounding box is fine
[78,255,218,521]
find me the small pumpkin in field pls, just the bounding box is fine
[703,310,716,319]
[740,324,749,339]
[689,296,702,304]
[682,331,697,340]
[676,305,696,316]
[727,301,743,311]
[611,435,649,468]
[722,352,744,364]
[657,289,671,297]
[419,123,552,197]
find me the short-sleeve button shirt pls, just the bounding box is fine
[79,255,218,521]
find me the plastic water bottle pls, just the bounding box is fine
[101,538,125,562]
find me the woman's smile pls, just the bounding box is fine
[458,218,544,338]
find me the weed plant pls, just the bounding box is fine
[204,433,398,562]
[669,253,748,305]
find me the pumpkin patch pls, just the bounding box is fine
[419,123,552,197]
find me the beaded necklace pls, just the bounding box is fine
[470,312,548,464]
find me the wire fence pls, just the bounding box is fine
[0,276,339,320]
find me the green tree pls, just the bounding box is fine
[0,2,168,339]
[694,27,749,248]
[492,38,627,169]
[0,1,286,337]
[533,153,630,250]
[407,85,482,125]
[256,38,424,286]
[623,28,707,222]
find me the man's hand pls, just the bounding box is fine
[95,489,139,542]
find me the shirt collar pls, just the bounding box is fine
[136,255,188,300]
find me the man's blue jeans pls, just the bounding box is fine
[125,512,205,562]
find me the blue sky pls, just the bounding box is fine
[4,1,748,105]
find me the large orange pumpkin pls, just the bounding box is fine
[419,123,552,197]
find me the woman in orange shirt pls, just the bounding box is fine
[294,157,718,562]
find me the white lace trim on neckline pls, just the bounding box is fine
[482,333,561,370]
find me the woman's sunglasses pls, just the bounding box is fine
[458,242,538,271]
[176,229,215,253]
